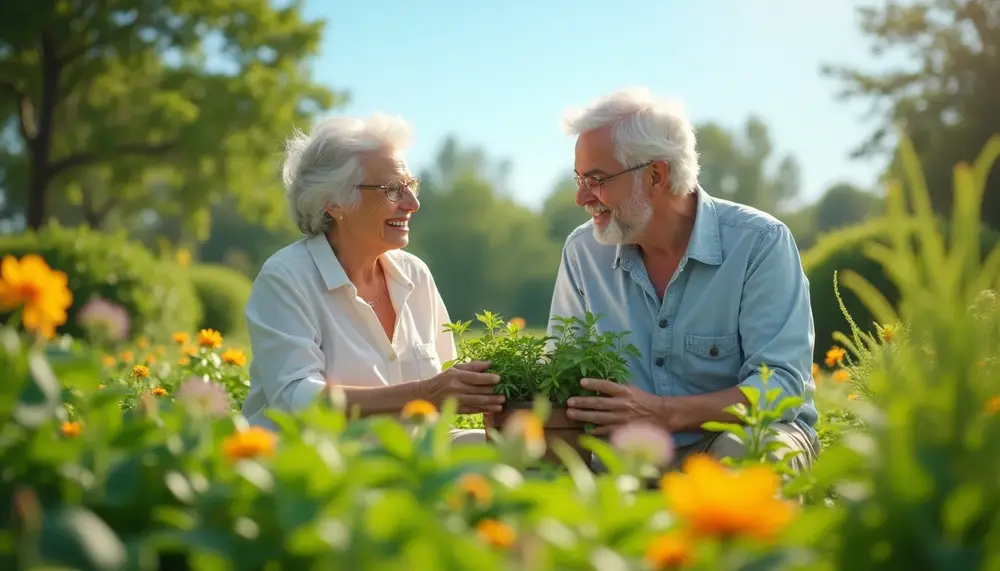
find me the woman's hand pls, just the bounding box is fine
[419,361,505,414]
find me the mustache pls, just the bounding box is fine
[584,202,610,215]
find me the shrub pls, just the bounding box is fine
[803,217,1000,363]
[188,263,253,337]
[0,223,202,342]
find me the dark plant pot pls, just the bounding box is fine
[484,400,591,466]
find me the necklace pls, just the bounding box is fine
[364,287,383,308]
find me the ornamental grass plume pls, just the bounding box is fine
[660,454,797,543]
[0,254,73,339]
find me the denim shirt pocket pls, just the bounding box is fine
[682,332,742,393]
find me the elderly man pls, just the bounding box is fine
[549,87,819,471]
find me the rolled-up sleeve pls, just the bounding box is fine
[737,223,815,420]
[245,267,328,412]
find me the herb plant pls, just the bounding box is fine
[444,310,640,406]
[543,313,641,404]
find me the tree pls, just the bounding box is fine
[0,0,343,234]
[541,176,587,243]
[814,182,883,234]
[822,0,1000,230]
[694,116,801,213]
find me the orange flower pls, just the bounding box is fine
[509,317,527,330]
[660,454,796,543]
[221,349,247,367]
[182,345,198,357]
[811,363,820,379]
[172,332,190,345]
[136,336,149,350]
[132,364,149,378]
[222,426,277,460]
[451,473,493,509]
[0,254,73,339]
[502,409,545,458]
[197,328,223,349]
[120,350,134,362]
[985,396,1000,415]
[101,355,116,368]
[60,421,81,438]
[151,387,167,397]
[644,530,694,569]
[825,346,846,367]
[833,369,850,384]
[177,357,190,366]
[402,399,438,423]
[476,519,516,549]
[143,354,157,365]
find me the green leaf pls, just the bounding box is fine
[701,421,747,440]
[367,418,414,461]
[38,506,127,571]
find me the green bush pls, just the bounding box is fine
[0,223,202,341]
[804,217,1000,362]
[188,263,253,337]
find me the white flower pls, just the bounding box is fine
[610,421,674,468]
[176,377,231,418]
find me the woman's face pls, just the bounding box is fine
[331,148,420,255]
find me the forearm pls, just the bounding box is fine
[657,386,748,432]
[325,381,425,418]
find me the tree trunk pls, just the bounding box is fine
[26,32,61,230]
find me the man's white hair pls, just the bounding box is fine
[562,87,699,196]
[281,113,412,235]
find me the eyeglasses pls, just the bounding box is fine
[356,178,421,202]
[574,161,652,193]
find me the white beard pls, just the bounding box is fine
[588,178,653,245]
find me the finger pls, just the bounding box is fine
[566,409,623,425]
[460,384,501,396]
[455,370,501,386]
[453,360,492,373]
[566,396,624,410]
[581,378,628,396]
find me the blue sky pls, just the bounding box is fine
[301,0,889,211]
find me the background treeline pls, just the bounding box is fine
[1,0,997,364]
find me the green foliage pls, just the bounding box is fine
[445,311,639,406]
[0,223,201,342]
[542,312,640,405]
[443,311,548,402]
[803,216,999,362]
[188,263,254,338]
[0,0,344,233]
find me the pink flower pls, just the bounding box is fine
[610,421,675,468]
[77,297,130,341]
[176,377,231,418]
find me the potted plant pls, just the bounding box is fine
[444,310,640,466]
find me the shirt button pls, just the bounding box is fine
[655,357,665,367]
[658,319,668,328]
[709,346,719,357]
[388,353,397,362]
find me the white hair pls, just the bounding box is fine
[562,86,700,196]
[281,113,412,235]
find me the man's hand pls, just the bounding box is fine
[565,378,666,436]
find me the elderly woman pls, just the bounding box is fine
[241,114,504,434]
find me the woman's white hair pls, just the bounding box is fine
[281,113,412,235]
[562,87,700,196]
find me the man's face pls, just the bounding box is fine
[573,127,652,245]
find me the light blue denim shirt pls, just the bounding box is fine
[547,186,819,448]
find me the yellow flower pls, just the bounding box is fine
[476,519,516,549]
[151,387,167,397]
[644,530,694,570]
[132,364,149,378]
[833,369,850,384]
[660,454,796,543]
[221,349,247,367]
[61,421,81,438]
[825,346,846,367]
[197,328,223,349]
[811,363,820,379]
[175,248,191,267]
[182,345,198,357]
[177,357,190,366]
[985,396,1000,415]
[222,426,277,461]
[848,393,860,401]
[136,336,149,350]
[509,317,527,330]
[401,399,438,423]
[877,324,898,342]
[143,354,157,365]
[120,350,134,362]
[172,332,190,345]
[101,355,116,368]
[0,254,73,339]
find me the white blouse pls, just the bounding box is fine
[241,233,458,430]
